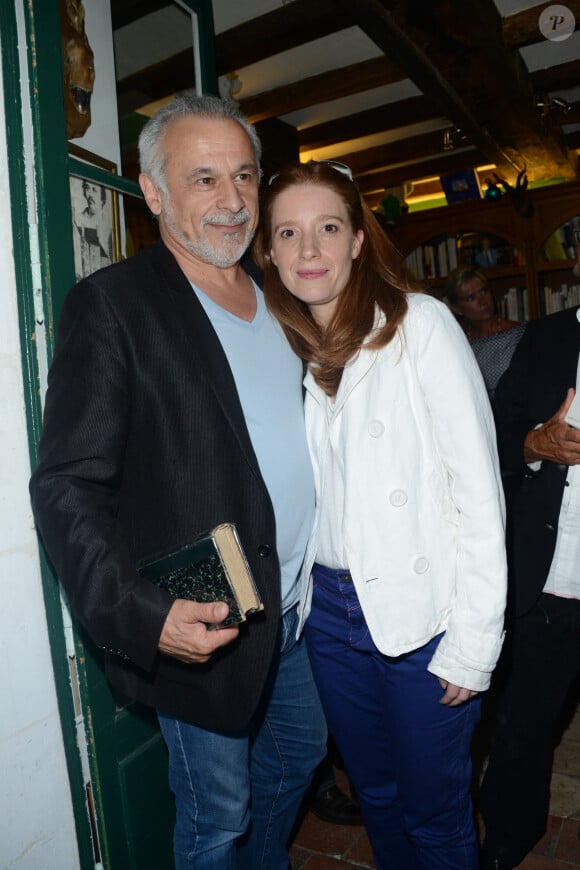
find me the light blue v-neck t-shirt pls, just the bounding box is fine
[192,280,314,613]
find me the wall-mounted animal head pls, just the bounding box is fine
[60,0,95,139]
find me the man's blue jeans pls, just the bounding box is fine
[157,605,327,869]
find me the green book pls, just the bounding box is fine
[138,523,263,627]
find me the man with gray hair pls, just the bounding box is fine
[30,92,326,869]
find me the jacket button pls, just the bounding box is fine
[389,489,408,506]
[545,524,555,531]
[413,557,429,574]
[368,420,385,437]
[258,544,271,557]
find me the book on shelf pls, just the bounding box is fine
[406,246,423,280]
[501,287,528,322]
[542,282,580,316]
[447,237,458,271]
[138,523,264,627]
[423,244,434,278]
[403,232,522,283]
[403,234,458,281]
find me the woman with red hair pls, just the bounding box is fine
[254,160,507,870]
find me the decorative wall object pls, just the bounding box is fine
[60,0,95,139]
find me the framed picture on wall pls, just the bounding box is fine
[68,143,121,281]
[440,169,482,205]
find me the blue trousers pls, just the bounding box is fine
[304,564,481,870]
[157,605,327,870]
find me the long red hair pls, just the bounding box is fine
[253,161,413,395]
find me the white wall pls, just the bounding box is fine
[75,0,122,171]
[0,17,79,870]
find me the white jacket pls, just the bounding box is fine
[297,293,507,692]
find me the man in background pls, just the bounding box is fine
[480,305,580,869]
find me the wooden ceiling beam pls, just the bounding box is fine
[111,0,354,74]
[299,95,443,150]
[225,3,580,149]
[502,0,580,48]
[531,59,580,94]
[336,0,576,182]
[116,49,195,113]
[214,0,356,76]
[111,0,171,30]
[239,56,404,124]
[111,0,353,63]
[114,41,402,121]
[339,129,462,176]
[296,21,580,157]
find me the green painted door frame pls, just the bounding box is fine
[3,1,217,866]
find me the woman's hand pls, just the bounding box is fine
[438,679,478,706]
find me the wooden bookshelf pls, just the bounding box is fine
[391,181,580,320]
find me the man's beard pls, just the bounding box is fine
[164,205,255,268]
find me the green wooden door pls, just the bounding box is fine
[76,635,176,867]
[7,1,218,866]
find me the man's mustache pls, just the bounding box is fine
[203,210,251,227]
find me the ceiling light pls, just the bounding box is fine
[443,127,464,151]
[536,94,571,116]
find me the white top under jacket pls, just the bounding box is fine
[296,292,507,692]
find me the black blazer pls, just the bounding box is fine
[30,241,283,730]
[493,306,580,616]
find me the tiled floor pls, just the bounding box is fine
[290,699,580,869]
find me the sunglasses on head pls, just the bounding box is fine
[268,159,354,186]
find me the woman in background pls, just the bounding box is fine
[446,267,525,400]
[254,160,507,870]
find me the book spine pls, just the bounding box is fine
[505,287,519,321]
[447,237,458,272]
